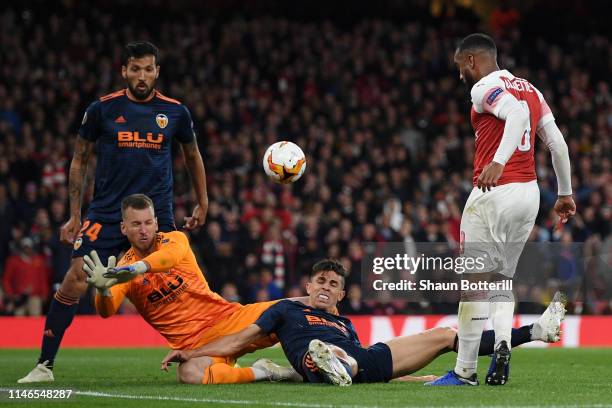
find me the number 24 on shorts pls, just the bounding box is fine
[79,220,102,242]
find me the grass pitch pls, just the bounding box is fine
[1,347,611,407]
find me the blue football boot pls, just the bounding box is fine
[425,370,478,386]
[486,340,511,385]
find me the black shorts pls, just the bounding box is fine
[300,342,393,384]
[72,219,176,264]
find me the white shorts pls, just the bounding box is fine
[460,181,539,277]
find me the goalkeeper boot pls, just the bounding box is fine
[424,370,478,386]
[532,291,567,343]
[17,361,54,383]
[486,340,511,386]
[252,358,303,382]
[308,339,352,386]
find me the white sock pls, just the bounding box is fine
[489,290,515,350]
[251,367,268,381]
[454,301,489,378]
[530,321,541,341]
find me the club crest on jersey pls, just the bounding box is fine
[156,114,168,129]
[73,237,83,251]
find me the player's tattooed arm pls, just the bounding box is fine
[60,136,95,245]
[181,141,209,229]
[68,136,95,216]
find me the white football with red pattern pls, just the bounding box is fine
[263,141,306,184]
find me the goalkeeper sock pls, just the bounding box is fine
[38,290,80,368]
[474,324,533,355]
[251,367,268,381]
[454,300,489,378]
[202,363,256,384]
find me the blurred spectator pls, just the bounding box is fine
[556,230,581,298]
[221,283,241,303]
[286,285,305,298]
[0,1,609,315]
[0,184,14,273]
[3,237,50,316]
[341,283,373,315]
[250,269,283,302]
[261,221,287,288]
[489,1,521,36]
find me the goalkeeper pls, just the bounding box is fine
[84,193,301,384]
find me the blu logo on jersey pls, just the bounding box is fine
[146,275,189,305]
[117,131,165,150]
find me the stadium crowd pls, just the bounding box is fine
[0,1,610,316]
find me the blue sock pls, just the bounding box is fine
[38,292,80,368]
[452,325,533,356]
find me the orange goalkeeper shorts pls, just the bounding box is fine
[192,300,280,356]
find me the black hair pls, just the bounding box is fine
[457,33,497,55]
[121,194,155,218]
[310,259,347,286]
[121,41,159,66]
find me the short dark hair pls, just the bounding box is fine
[457,33,497,55]
[121,41,159,66]
[310,259,347,286]
[121,194,155,218]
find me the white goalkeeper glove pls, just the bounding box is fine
[83,250,118,296]
[103,261,148,283]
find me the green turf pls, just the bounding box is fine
[1,347,611,407]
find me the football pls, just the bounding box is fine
[262,141,307,184]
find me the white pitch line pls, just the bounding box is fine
[74,390,370,408]
[51,391,612,408]
[66,392,612,408]
[2,389,610,408]
[0,388,371,408]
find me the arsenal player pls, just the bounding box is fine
[427,33,575,387]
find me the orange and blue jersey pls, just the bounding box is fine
[255,300,360,377]
[78,89,195,226]
[255,299,393,383]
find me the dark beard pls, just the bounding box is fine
[128,82,155,100]
[463,72,476,89]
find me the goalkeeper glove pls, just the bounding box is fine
[103,261,148,283]
[83,250,118,296]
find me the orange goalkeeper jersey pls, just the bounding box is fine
[95,231,241,349]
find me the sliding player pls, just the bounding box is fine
[161,260,565,386]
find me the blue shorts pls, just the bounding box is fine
[72,219,175,264]
[351,342,393,383]
[300,342,393,384]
